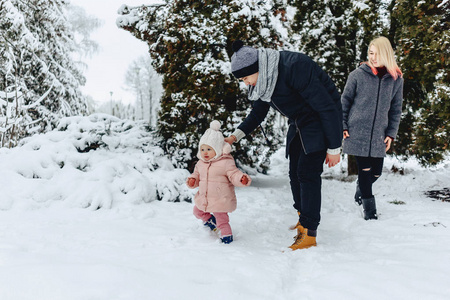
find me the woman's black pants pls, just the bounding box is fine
[355,156,384,198]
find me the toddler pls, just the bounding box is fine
[187,120,251,244]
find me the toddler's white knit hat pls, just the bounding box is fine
[198,120,229,160]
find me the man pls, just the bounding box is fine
[224,40,342,250]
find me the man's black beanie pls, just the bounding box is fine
[231,40,259,78]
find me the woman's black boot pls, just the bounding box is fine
[362,197,378,220]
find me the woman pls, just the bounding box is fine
[341,36,404,220]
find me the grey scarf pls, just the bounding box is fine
[248,48,280,102]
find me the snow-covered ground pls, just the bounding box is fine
[1,115,449,300]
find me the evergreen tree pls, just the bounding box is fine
[392,0,449,165]
[118,0,290,171]
[0,0,94,147]
[354,0,387,62]
[285,0,450,167]
[289,0,385,92]
[289,0,386,174]
[290,0,357,92]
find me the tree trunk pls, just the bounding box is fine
[347,155,358,176]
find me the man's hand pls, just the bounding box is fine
[325,153,340,168]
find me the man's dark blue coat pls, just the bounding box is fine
[237,51,343,157]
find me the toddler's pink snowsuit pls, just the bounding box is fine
[187,144,251,237]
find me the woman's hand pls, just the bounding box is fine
[384,136,393,151]
[224,135,237,145]
[343,130,350,139]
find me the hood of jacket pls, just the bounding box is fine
[197,142,232,162]
[360,62,393,79]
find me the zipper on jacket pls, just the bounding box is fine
[368,78,382,156]
[273,100,307,153]
[272,100,307,154]
[294,118,308,155]
[271,100,287,118]
[204,162,211,211]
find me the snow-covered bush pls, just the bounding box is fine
[0,114,192,210]
[0,0,99,147]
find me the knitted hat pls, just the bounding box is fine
[197,120,230,160]
[231,40,259,78]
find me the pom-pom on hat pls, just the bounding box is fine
[231,40,259,78]
[198,120,229,160]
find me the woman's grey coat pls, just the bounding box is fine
[341,64,403,157]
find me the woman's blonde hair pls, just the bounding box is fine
[367,36,402,80]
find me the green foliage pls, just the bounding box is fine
[289,0,386,174]
[118,0,290,171]
[289,0,384,92]
[118,0,449,169]
[392,0,449,165]
[291,0,449,167]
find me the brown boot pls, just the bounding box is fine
[289,224,317,250]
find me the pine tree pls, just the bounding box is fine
[290,0,449,167]
[354,0,387,61]
[290,0,356,92]
[289,0,386,92]
[0,0,94,147]
[118,0,290,171]
[391,0,449,165]
[289,0,386,174]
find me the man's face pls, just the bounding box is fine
[239,72,259,87]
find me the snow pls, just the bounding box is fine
[1,115,450,299]
[438,0,449,8]
[353,0,370,11]
[0,114,190,211]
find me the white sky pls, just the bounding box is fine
[71,0,160,104]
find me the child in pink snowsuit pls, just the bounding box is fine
[186,120,251,244]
